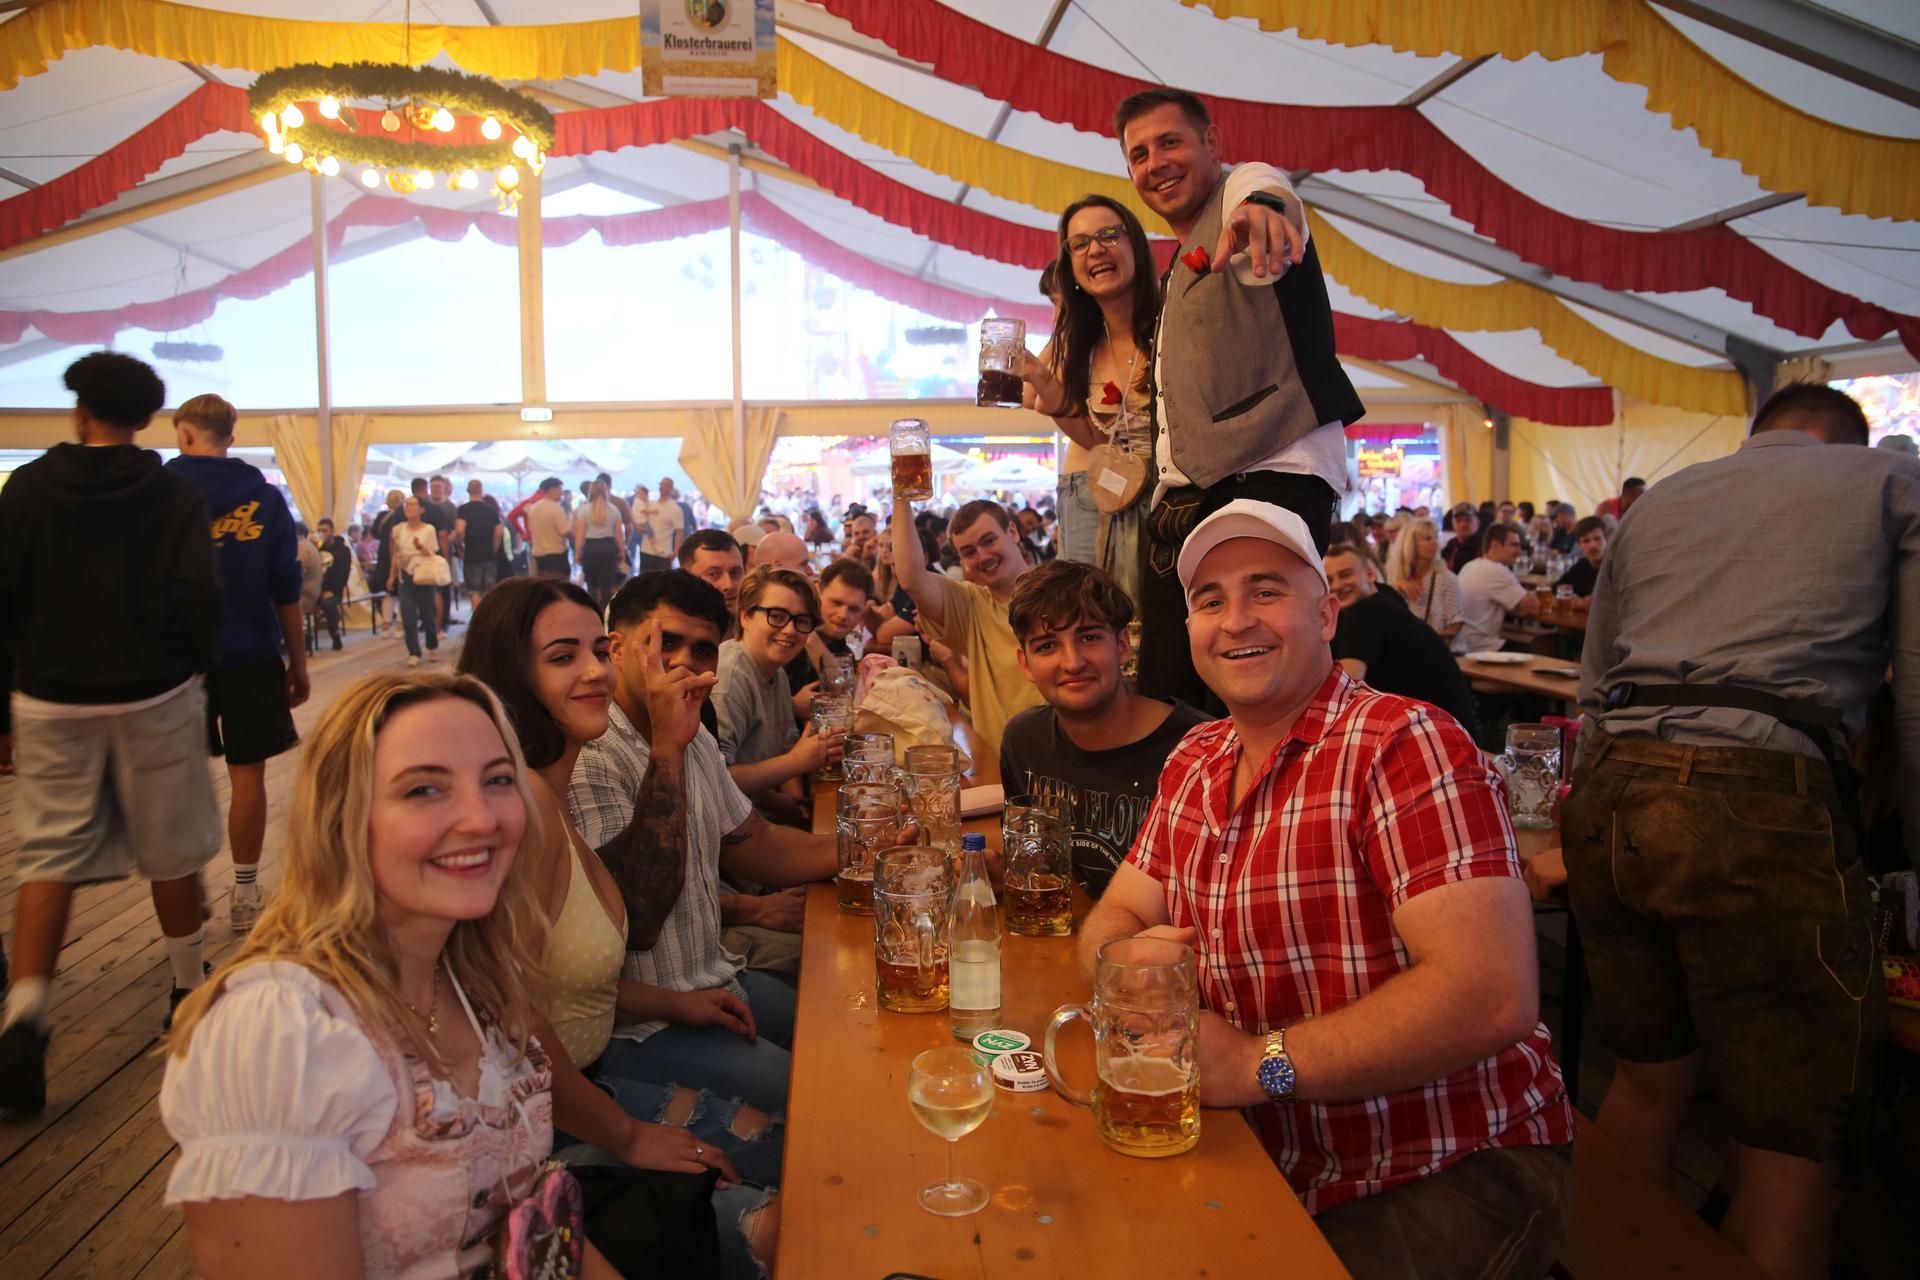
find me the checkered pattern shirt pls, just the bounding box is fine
[1128,667,1572,1214]
[569,703,753,1045]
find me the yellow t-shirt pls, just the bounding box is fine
[919,575,1043,756]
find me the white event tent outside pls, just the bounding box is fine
[0,0,1916,522]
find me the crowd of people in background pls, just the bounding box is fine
[0,77,1914,1280]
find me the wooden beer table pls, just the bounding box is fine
[778,726,1349,1279]
[1458,652,1582,705]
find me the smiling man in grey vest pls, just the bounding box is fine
[1119,87,1364,711]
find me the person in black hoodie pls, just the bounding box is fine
[314,518,354,650]
[167,393,309,934]
[0,352,224,1112]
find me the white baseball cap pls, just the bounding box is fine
[1176,499,1328,594]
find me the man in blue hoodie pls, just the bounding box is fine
[167,393,310,932]
[0,352,224,1112]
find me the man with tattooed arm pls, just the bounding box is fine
[569,571,836,1113]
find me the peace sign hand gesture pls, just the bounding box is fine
[636,618,718,757]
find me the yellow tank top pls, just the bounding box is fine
[544,836,626,1068]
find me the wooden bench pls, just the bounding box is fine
[1554,1116,1764,1278]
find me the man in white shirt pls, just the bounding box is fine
[1115,86,1364,711]
[1454,521,1540,655]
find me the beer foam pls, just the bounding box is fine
[1098,1055,1193,1096]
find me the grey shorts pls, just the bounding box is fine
[12,681,223,885]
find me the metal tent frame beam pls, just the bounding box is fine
[1659,0,1920,111]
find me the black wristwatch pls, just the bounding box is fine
[1241,190,1289,220]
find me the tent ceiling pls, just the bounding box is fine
[2,0,1916,418]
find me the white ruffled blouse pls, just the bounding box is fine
[160,961,543,1208]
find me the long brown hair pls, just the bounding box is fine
[167,673,550,1073]
[1045,195,1158,419]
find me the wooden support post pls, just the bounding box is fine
[1489,408,1512,503]
[517,164,547,406]
[311,174,334,522]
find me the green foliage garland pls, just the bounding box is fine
[248,62,555,174]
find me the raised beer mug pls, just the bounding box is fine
[874,845,952,1013]
[977,318,1026,409]
[895,744,969,860]
[890,417,934,502]
[1043,937,1200,1158]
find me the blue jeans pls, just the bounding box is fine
[595,970,796,1114]
[1056,471,1099,563]
[397,581,438,657]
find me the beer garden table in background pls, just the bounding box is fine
[781,720,1350,1279]
[1458,652,1582,706]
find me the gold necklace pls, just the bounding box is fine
[402,961,442,1037]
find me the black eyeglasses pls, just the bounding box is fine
[1065,226,1126,256]
[747,605,818,635]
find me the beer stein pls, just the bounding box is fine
[842,731,897,786]
[874,846,952,1013]
[1043,937,1200,1157]
[895,744,968,859]
[836,782,909,915]
[811,693,853,781]
[1493,724,1562,829]
[890,417,933,501]
[977,318,1026,409]
[1001,794,1072,937]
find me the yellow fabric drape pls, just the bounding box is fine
[1173,0,1919,221]
[1312,219,1748,418]
[266,412,323,527]
[1506,403,1744,512]
[265,412,374,529]
[0,0,640,90]
[779,43,1745,417]
[1438,403,1492,507]
[329,412,371,531]
[678,406,782,524]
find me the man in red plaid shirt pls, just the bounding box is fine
[1083,499,1574,1278]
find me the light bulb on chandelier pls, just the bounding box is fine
[381,108,401,132]
[281,104,304,130]
[318,156,340,177]
[431,107,455,133]
[318,96,340,120]
[416,170,435,190]
[361,168,381,189]
[285,142,305,165]
[268,134,286,156]
[497,164,520,190]
[259,110,278,133]
[456,169,479,190]
[481,116,502,141]
[511,135,535,160]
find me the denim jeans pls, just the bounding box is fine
[1056,471,1099,564]
[593,970,797,1114]
[397,580,438,657]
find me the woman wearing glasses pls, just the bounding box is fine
[1021,195,1159,602]
[714,565,844,816]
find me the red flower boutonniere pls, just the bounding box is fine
[1180,245,1211,274]
[1100,381,1122,406]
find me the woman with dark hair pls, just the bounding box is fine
[457,576,783,1280]
[1020,194,1158,601]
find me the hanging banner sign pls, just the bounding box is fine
[1357,445,1404,478]
[643,0,778,99]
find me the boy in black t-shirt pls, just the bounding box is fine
[999,560,1209,896]
[1323,544,1475,727]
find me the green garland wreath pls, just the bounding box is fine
[248,62,555,173]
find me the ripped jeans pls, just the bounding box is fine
[558,1073,784,1280]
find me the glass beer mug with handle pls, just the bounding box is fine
[1043,937,1201,1157]
[895,744,969,861]
[1493,723,1563,829]
[874,845,952,1013]
[890,417,933,502]
[836,782,909,915]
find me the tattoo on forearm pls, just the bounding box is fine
[598,756,690,950]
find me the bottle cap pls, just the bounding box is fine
[962,832,986,851]
[990,1050,1049,1093]
[970,1028,1030,1067]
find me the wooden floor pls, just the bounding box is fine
[4,621,1900,1277]
[0,623,458,1279]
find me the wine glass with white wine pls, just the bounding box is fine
[907,1046,993,1216]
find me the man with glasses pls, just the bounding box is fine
[714,564,841,820]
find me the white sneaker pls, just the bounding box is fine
[406,655,421,668]
[229,891,263,932]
